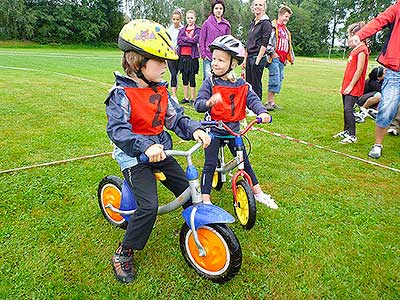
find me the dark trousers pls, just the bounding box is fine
[167,60,179,88]
[201,137,259,195]
[246,56,267,101]
[342,94,358,136]
[121,157,188,250]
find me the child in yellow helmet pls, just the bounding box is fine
[105,19,211,284]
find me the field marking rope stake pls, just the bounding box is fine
[254,127,400,174]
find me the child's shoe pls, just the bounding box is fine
[368,144,383,159]
[387,128,399,136]
[180,98,190,104]
[333,130,349,139]
[111,245,136,284]
[339,135,357,144]
[254,193,278,209]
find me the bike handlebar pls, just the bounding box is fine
[201,117,266,137]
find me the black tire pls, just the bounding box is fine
[179,223,242,283]
[212,158,224,191]
[234,179,256,230]
[97,175,128,229]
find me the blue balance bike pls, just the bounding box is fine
[97,140,242,283]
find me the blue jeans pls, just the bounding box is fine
[267,58,284,94]
[376,68,400,128]
[203,58,212,81]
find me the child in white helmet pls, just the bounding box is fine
[194,35,278,209]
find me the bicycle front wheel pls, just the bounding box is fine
[234,179,256,230]
[179,223,242,283]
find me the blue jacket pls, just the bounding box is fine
[194,77,268,136]
[105,72,202,170]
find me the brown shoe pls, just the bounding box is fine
[111,245,136,283]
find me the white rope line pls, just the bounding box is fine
[0,65,110,86]
[254,127,400,173]
[0,152,112,175]
[0,51,120,60]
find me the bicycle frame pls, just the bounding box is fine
[105,141,235,256]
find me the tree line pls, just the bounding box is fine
[0,0,396,55]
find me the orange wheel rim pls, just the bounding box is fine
[187,227,228,273]
[102,185,124,222]
[235,185,249,224]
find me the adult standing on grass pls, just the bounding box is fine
[177,10,201,104]
[244,0,273,102]
[349,0,400,159]
[167,8,184,102]
[199,0,231,81]
[265,5,295,111]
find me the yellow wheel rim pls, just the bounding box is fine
[235,185,249,225]
[102,185,124,222]
[187,227,228,273]
[212,172,219,188]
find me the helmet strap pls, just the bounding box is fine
[135,58,158,92]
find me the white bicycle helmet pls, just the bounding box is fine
[209,35,245,64]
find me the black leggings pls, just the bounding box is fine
[167,60,179,88]
[201,137,259,195]
[342,94,358,136]
[245,56,267,101]
[121,157,189,250]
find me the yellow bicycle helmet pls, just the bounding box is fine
[118,19,178,61]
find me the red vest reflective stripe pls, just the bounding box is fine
[124,86,168,135]
[211,85,248,122]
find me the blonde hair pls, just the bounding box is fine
[279,5,292,16]
[347,21,365,36]
[171,8,183,20]
[251,0,266,13]
[186,10,196,17]
[122,51,144,77]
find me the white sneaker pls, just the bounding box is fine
[255,193,278,209]
[368,144,383,159]
[333,130,349,139]
[340,135,357,144]
[388,128,399,136]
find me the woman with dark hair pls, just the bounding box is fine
[199,0,231,80]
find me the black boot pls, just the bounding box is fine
[111,244,136,283]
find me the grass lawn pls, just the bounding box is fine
[0,45,399,300]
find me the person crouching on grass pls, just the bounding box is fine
[333,22,369,144]
[194,35,278,209]
[105,19,211,284]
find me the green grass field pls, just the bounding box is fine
[0,45,399,300]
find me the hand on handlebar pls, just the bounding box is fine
[193,129,211,148]
[145,144,166,163]
[257,112,272,124]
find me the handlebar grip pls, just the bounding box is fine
[256,117,262,124]
[139,153,149,163]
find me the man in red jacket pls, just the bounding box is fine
[350,1,400,159]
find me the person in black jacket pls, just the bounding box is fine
[355,66,385,123]
[243,0,272,102]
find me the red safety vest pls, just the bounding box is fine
[211,85,248,122]
[124,86,168,135]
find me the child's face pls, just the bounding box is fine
[186,13,196,26]
[278,12,291,25]
[347,36,357,49]
[142,58,167,83]
[213,4,224,18]
[171,13,181,27]
[211,49,231,77]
